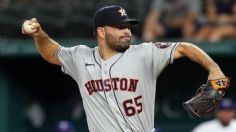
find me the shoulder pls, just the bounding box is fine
[192,119,219,131]
[130,42,174,47]
[61,45,94,52]
[231,119,236,125]
[130,42,152,48]
[128,42,154,53]
[58,45,95,58]
[129,42,178,51]
[71,45,92,50]
[199,119,219,126]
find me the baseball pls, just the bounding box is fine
[23,21,37,34]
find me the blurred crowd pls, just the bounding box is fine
[143,0,236,42]
[0,0,235,41]
[192,98,236,132]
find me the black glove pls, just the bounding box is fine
[183,78,230,118]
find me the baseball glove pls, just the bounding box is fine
[183,78,230,118]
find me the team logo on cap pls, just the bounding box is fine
[118,8,127,16]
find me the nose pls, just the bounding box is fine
[123,28,131,35]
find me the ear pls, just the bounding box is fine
[97,27,105,38]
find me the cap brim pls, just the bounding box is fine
[121,18,139,26]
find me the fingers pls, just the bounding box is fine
[31,18,37,23]
[22,18,42,36]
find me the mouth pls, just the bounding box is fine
[121,36,131,41]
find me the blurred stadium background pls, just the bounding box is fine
[0,0,236,132]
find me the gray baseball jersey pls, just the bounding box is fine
[56,42,179,132]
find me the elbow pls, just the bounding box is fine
[177,42,193,54]
[42,54,60,65]
[179,42,198,52]
[174,42,196,59]
[179,42,193,48]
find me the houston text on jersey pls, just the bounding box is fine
[85,78,139,95]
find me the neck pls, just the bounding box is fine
[98,41,118,60]
[220,120,230,127]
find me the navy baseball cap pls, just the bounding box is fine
[217,98,236,110]
[93,5,139,31]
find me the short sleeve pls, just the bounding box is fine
[56,45,90,77]
[141,42,179,78]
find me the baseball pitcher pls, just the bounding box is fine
[22,5,229,132]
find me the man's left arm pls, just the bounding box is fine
[174,42,226,80]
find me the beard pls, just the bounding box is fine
[105,31,131,52]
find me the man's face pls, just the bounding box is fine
[104,24,132,52]
[216,109,235,126]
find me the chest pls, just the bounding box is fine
[82,53,149,80]
[78,52,151,97]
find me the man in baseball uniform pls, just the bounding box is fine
[192,98,236,132]
[22,5,227,132]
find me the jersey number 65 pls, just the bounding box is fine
[123,95,143,116]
